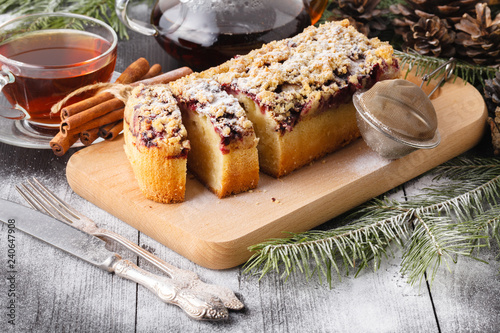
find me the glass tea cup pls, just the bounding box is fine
[0,12,118,134]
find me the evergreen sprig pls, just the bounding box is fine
[244,157,500,287]
[395,50,500,87]
[0,0,128,39]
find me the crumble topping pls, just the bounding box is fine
[128,84,189,150]
[170,78,254,142]
[202,19,398,131]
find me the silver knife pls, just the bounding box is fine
[0,198,228,320]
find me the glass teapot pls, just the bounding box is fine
[116,0,328,70]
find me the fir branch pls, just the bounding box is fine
[66,0,129,40]
[395,50,500,87]
[413,158,500,217]
[244,157,500,286]
[435,157,500,181]
[474,206,500,249]
[245,207,414,285]
[0,0,129,39]
[401,213,486,285]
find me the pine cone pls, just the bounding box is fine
[455,3,500,66]
[390,0,486,27]
[484,71,500,113]
[487,107,500,155]
[400,14,457,57]
[390,0,486,53]
[329,0,388,37]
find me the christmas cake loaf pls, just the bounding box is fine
[124,84,190,203]
[200,19,400,177]
[169,78,259,198]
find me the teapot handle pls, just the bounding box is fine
[115,0,157,36]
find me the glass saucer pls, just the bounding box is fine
[0,117,87,149]
[0,72,119,149]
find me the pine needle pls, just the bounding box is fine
[244,157,500,287]
[0,0,129,39]
[395,50,500,87]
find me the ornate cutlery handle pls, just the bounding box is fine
[94,227,185,277]
[108,255,228,320]
[92,227,244,310]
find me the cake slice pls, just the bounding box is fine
[123,84,190,203]
[169,78,259,198]
[200,19,400,177]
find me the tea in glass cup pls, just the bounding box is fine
[0,12,118,131]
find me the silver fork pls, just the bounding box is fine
[16,178,244,311]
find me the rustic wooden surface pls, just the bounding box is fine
[65,73,486,269]
[0,15,499,333]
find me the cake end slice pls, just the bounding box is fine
[123,84,190,203]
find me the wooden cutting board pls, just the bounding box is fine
[66,73,487,269]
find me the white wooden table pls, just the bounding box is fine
[0,24,499,333]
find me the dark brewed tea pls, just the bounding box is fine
[0,30,116,125]
[152,0,312,70]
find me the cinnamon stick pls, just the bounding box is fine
[80,127,100,146]
[61,98,124,133]
[60,92,112,120]
[115,57,150,83]
[63,108,124,137]
[50,131,79,156]
[99,120,123,140]
[60,66,192,135]
[141,64,162,79]
[60,58,150,119]
[132,67,193,86]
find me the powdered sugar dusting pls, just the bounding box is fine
[170,78,254,139]
[125,84,189,151]
[206,19,397,120]
[349,148,390,176]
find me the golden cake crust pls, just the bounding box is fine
[124,84,190,203]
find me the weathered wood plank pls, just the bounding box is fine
[131,185,438,332]
[404,172,500,333]
[0,157,138,332]
[430,245,500,333]
[132,232,440,332]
